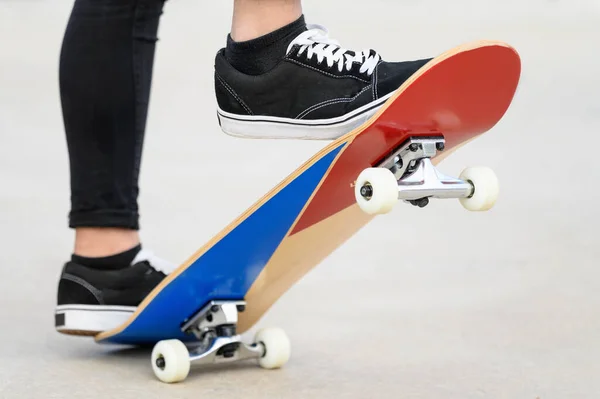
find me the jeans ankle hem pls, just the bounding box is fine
[69,209,140,230]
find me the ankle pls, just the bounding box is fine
[231,0,302,42]
[74,227,141,258]
[224,15,306,75]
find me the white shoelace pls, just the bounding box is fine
[286,24,381,76]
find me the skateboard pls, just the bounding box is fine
[95,40,521,383]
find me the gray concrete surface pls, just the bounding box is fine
[1,0,599,397]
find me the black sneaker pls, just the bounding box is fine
[214,23,431,140]
[55,248,175,336]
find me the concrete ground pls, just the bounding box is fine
[1,0,599,397]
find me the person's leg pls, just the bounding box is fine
[55,0,431,336]
[55,0,174,335]
[215,1,432,139]
[61,0,164,253]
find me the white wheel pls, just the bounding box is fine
[354,168,398,215]
[254,327,291,369]
[151,339,191,383]
[458,166,500,211]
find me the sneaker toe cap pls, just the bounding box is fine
[375,58,432,98]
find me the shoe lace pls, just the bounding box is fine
[286,24,381,76]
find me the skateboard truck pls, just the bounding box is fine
[355,136,500,215]
[182,300,262,364]
[151,300,291,383]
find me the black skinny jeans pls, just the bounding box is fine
[60,0,166,230]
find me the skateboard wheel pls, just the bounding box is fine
[151,339,191,383]
[458,166,499,211]
[254,327,291,370]
[355,168,398,215]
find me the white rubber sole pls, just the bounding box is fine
[55,304,136,333]
[217,93,393,140]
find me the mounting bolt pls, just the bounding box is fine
[409,143,420,152]
[237,304,246,312]
[211,305,220,312]
[360,184,373,199]
[436,142,445,151]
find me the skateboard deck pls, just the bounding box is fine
[96,40,521,348]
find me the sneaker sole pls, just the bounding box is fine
[55,304,136,336]
[217,92,393,140]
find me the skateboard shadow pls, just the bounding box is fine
[97,345,261,380]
